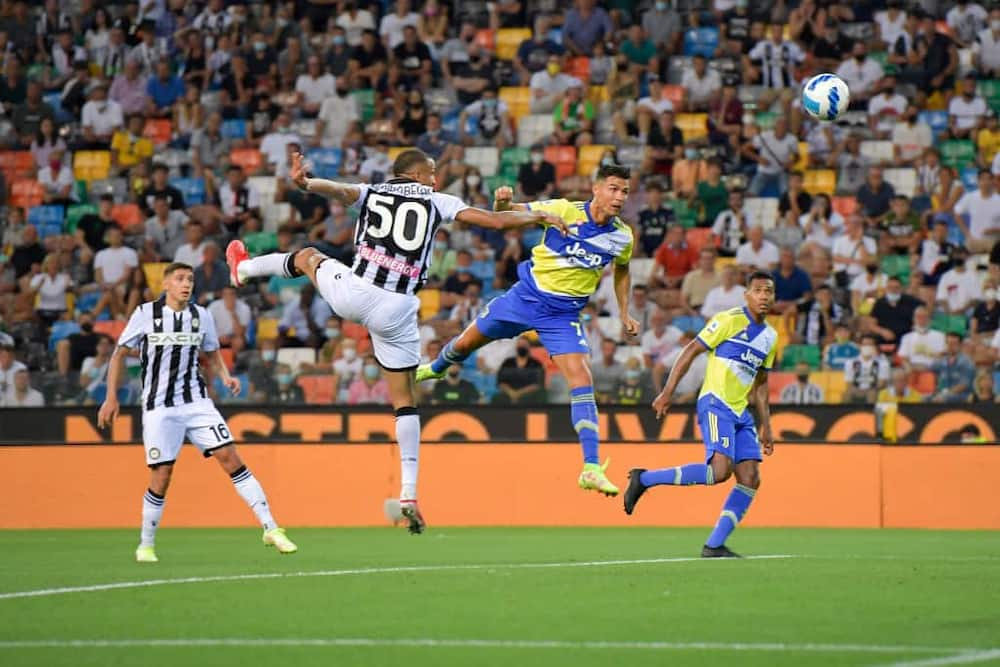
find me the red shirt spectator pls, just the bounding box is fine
[650,226,696,288]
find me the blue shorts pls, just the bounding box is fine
[476,282,589,356]
[696,395,762,464]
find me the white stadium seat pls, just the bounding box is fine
[744,197,780,231]
[860,140,893,163]
[517,114,554,147]
[465,147,500,177]
[884,168,917,197]
[629,257,654,287]
[277,347,317,372]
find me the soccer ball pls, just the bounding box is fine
[801,73,850,122]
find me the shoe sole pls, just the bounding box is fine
[226,241,248,287]
[263,539,298,554]
[400,505,425,534]
[623,468,648,515]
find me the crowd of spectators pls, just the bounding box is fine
[1,0,1000,409]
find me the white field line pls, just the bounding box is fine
[872,649,1000,666]
[0,554,795,601]
[0,638,988,655]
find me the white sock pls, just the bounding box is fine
[230,466,277,531]
[241,252,294,279]
[140,489,165,547]
[396,408,420,501]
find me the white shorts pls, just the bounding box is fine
[315,259,421,371]
[141,399,233,466]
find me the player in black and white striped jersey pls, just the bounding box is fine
[97,262,298,562]
[226,149,565,533]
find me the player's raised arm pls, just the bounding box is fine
[454,206,570,235]
[290,152,362,207]
[652,338,707,419]
[752,370,774,455]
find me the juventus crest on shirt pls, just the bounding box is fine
[350,179,468,296]
[118,296,222,411]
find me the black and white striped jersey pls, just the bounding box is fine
[350,179,468,295]
[118,297,220,411]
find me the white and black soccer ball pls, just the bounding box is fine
[801,73,850,122]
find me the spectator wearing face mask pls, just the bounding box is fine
[613,358,654,406]
[431,365,481,405]
[971,285,1000,338]
[844,335,891,403]
[517,145,557,200]
[273,363,305,404]
[460,87,513,149]
[494,338,547,405]
[931,333,976,403]
[779,362,825,404]
[347,356,391,405]
[897,306,947,370]
[315,79,359,149]
[936,247,982,315]
[823,324,860,371]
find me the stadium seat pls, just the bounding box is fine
[110,203,142,229]
[342,321,369,343]
[588,85,610,105]
[628,257,653,287]
[882,168,917,198]
[465,146,500,177]
[930,312,968,336]
[977,79,1000,114]
[291,118,316,140]
[387,146,413,164]
[685,227,715,254]
[72,151,111,181]
[755,111,778,130]
[474,28,495,52]
[306,148,343,180]
[529,345,557,371]
[939,140,976,171]
[910,370,937,395]
[792,142,809,173]
[500,146,531,180]
[218,347,235,372]
[0,150,34,181]
[418,288,441,320]
[500,87,532,122]
[93,320,126,340]
[577,144,613,176]
[229,148,264,174]
[661,84,685,109]
[544,145,577,182]
[88,177,128,202]
[169,177,207,205]
[517,113,554,146]
[565,57,591,81]
[880,254,911,285]
[221,119,248,140]
[670,199,698,228]
[142,118,172,146]
[256,318,279,341]
[352,89,376,123]
[918,110,949,136]
[28,205,65,239]
[768,372,797,403]
[683,27,719,57]
[65,203,97,233]
[277,347,316,372]
[297,375,336,404]
[781,344,822,370]
[811,370,847,402]
[48,320,80,352]
[832,196,858,217]
[143,262,168,296]
[496,28,531,60]
[617,145,646,169]
[860,140,893,163]
[10,179,44,208]
[676,113,708,140]
[744,197,780,230]
[803,170,837,195]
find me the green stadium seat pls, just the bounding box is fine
[501,147,531,171]
[880,254,911,286]
[65,203,97,233]
[670,199,698,228]
[977,79,1000,114]
[939,140,976,171]
[781,344,822,370]
[930,312,968,336]
[755,111,778,130]
[353,89,376,123]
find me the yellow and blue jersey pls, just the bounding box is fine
[696,307,778,417]
[521,198,633,308]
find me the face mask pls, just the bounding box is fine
[332,35,346,46]
[277,373,292,385]
[49,160,61,171]
[546,63,560,76]
[81,322,94,333]
[865,264,878,275]
[427,128,440,137]
[466,174,481,187]
[886,292,901,304]
[625,369,641,382]
[582,313,592,323]
[516,347,530,358]
[600,156,615,166]
[363,364,379,380]
[530,152,543,164]
[861,345,876,358]
[261,350,276,362]
[684,148,698,160]
[342,348,357,361]
[986,289,998,300]
[915,325,929,333]
[855,54,866,63]
[796,373,809,383]
[483,97,498,108]
[253,41,267,52]
[434,240,448,253]
[325,327,340,339]
[655,0,667,9]
[336,88,349,97]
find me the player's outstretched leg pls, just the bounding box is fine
[215,445,297,553]
[136,462,173,562]
[417,323,493,383]
[702,460,760,559]
[226,241,319,287]
[623,463,718,515]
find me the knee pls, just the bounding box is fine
[710,460,732,484]
[294,247,322,275]
[735,467,761,489]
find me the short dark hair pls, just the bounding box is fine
[151,162,168,173]
[746,270,775,287]
[393,148,432,176]
[163,262,194,278]
[596,163,630,181]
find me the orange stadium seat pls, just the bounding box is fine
[297,375,336,405]
[661,84,685,109]
[342,321,369,342]
[685,228,715,254]
[229,148,263,174]
[832,196,858,217]
[93,320,126,340]
[544,145,577,181]
[911,370,937,395]
[768,372,797,403]
[418,288,441,320]
[142,118,172,146]
[10,179,43,208]
[475,28,496,52]
[566,57,591,81]
[0,151,34,179]
[219,347,235,372]
[111,203,142,229]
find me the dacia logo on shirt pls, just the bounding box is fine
[147,332,205,346]
[563,241,604,268]
[740,349,763,369]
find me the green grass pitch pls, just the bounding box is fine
[0,527,998,667]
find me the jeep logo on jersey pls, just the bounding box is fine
[563,241,604,268]
[147,332,205,346]
[740,349,764,369]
